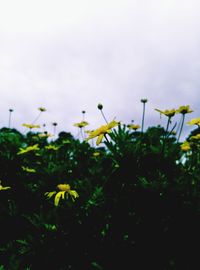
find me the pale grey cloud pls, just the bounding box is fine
[0,0,200,141]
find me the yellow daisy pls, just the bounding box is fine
[85,120,119,145]
[176,105,193,115]
[155,108,176,118]
[73,121,89,128]
[17,144,40,155]
[0,181,11,191]
[45,184,79,206]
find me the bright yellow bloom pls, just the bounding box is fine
[17,144,40,155]
[190,134,200,141]
[73,121,89,128]
[22,166,36,173]
[45,145,59,151]
[187,117,200,126]
[22,124,41,129]
[155,108,176,118]
[85,130,93,134]
[176,105,193,115]
[85,120,119,145]
[38,107,46,112]
[0,181,11,191]
[180,141,191,151]
[93,152,100,157]
[45,183,79,206]
[127,124,141,130]
[38,133,53,138]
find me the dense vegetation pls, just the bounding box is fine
[0,104,199,269]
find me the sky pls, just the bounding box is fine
[0,0,200,141]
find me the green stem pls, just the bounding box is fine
[100,110,108,124]
[31,111,42,125]
[162,117,171,154]
[8,111,12,128]
[141,103,146,132]
[177,114,185,142]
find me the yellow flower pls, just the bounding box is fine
[176,105,193,115]
[155,108,176,118]
[22,124,41,129]
[73,121,89,128]
[22,166,36,173]
[45,145,59,151]
[17,144,40,155]
[190,134,200,141]
[180,141,191,151]
[127,124,141,130]
[85,130,93,134]
[45,183,79,206]
[93,152,100,157]
[38,107,46,112]
[187,117,200,126]
[0,181,11,191]
[38,133,53,138]
[85,120,119,145]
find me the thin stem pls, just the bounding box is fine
[53,126,56,137]
[8,111,12,128]
[104,133,110,144]
[31,111,42,125]
[141,103,146,132]
[177,114,185,142]
[80,127,84,141]
[162,117,171,153]
[100,110,108,124]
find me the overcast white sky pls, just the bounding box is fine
[0,0,200,140]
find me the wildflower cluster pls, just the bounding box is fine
[0,101,199,269]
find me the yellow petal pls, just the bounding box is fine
[69,190,79,199]
[96,134,104,145]
[54,191,66,206]
[45,191,56,199]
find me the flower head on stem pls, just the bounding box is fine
[85,120,119,145]
[45,183,79,206]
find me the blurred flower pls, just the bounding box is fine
[180,141,191,151]
[73,121,89,128]
[176,105,193,115]
[0,181,11,191]
[38,132,53,138]
[127,124,141,130]
[38,107,46,112]
[187,117,200,126]
[141,98,148,103]
[45,145,59,151]
[45,184,79,206]
[155,108,176,118]
[17,144,40,155]
[97,103,103,110]
[190,134,200,141]
[85,120,119,145]
[85,130,93,134]
[93,152,100,157]
[22,166,36,173]
[62,139,71,144]
[22,124,40,129]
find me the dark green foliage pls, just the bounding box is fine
[0,126,199,269]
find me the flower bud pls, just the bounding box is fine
[97,103,103,110]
